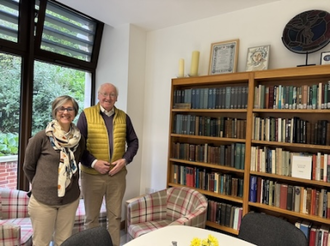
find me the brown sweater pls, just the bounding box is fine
[23,130,85,206]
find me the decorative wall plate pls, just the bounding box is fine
[282,10,330,54]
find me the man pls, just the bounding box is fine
[77,83,139,246]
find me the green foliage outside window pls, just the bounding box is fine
[0,53,86,155]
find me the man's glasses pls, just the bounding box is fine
[99,92,117,98]
[57,107,74,113]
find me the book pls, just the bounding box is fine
[298,220,311,241]
[233,206,240,230]
[291,155,312,180]
[249,176,257,202]
[225,203,232,227]
[286,185,293,211]
[279,184,288,209]
[274,182,281,208]
[320,225,329,246]
[293,186,301,213]
[309,225,317,246]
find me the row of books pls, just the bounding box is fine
[207,200,243,230]
[173,114,247,139]
[172,142,245,170]
[295,220,330,246]
[173,86,248,109]
[249,176,330,219]
[173,164,244,197]
[253,82,330,109]
[252,115,330,145]
[251,146,330,182]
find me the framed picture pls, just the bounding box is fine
[208,39,239,75]
[320,51,330,65]
[246,45,270,71]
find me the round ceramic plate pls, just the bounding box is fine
[282,10,330,54]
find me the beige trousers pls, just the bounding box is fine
[81,169,127,246]
[28,195,79,246]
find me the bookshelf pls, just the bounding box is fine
[167,65,330,237]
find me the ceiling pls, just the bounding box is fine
[56,0,279,31]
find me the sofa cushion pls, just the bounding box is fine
[166,187,202,221]
[0,188,29,219]
[0,190,2,219]
[128,220,171,239]
[127,189,167,228]
[0,218,33,246]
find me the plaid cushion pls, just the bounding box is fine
[127,187,208,239]
[0,218,33,246]
[0,222,20,246]
[127,189,167,229]
[72,199,107,235]
[0,191,2,219]
[0,188,29,219]
[128,220,171,239]
[166,187,208,228]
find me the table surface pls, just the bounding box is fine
[124,225,256,246]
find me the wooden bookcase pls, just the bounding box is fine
[167,65,330,236]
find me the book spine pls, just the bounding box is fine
[249,176,257,202]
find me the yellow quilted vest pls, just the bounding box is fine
[81,103,126,174]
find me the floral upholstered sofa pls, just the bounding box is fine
[0,188,107,246]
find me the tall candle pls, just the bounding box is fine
[190,51,200,76]
[178,58,184,77]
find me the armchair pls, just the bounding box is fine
[126,186,208,240]
[0,188,33,246]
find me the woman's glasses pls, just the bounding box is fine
[58,107,74,113]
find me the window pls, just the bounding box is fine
[0,0,19,43]
[0,0,103,190]
[32,61,92,135]
[0,52,21,189]
[38,0,96,62]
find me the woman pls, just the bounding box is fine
[23,95,85,246]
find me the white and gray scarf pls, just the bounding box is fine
[45,120,81,197]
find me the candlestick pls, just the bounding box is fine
[190,51,200,76]
[178,59,184,77]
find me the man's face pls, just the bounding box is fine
[98,84,117,111]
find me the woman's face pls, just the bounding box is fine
[56,101,75,130]
[252,51,263,62]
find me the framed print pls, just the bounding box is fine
[320,51,330,65]
[246,45,270,71]
[208,39,239,75]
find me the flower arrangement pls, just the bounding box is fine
[190,234,219,246]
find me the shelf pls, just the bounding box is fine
[170,158,245,173]
[249,202,330,225]
[250,171,330,188]
[206,221,239,235]
[167,65,330,235]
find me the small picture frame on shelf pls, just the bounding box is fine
[246,45,270,71]
[320,51,330,65]
[208,39,239,75]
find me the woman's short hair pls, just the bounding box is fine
[51,95,79,118]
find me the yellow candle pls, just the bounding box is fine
[190,51,200,76]
[178,58,184,77]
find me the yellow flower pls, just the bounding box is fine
[190,235,219,246]
[190,238,201,246]
[208,234,219,246]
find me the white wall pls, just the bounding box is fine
[96,24,146,219]
[140,0,330,194]
[96,0,330,220]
